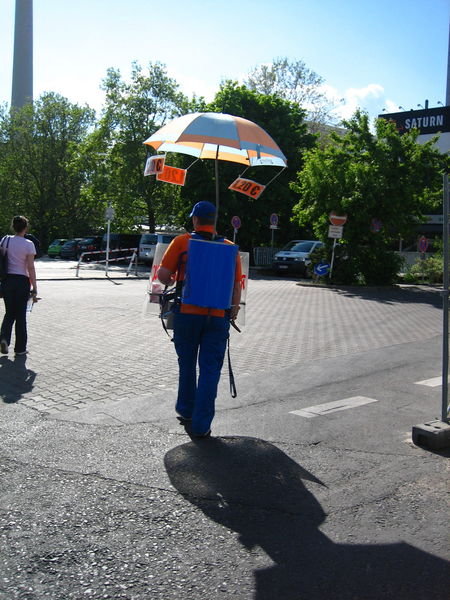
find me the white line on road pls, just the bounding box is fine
[290,396,378,419]
[414,376,442,388]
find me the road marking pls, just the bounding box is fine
[290,396,378,419]
[415,376,442,388]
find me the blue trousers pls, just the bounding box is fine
[1,275,30,353]
[173,312,230,435]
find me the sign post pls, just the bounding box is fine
[270,213,278,247]
[328,213,347,278]
[231,216,241,244]
[104,205,115,277]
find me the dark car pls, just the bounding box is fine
[60,238,84,260]
[98,233,141,262]
[272,240,324,277]
[77,236,103,261]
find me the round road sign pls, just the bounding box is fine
[314,262,330,276]
[231,216,241,229]
[329,212,347,226]
[418,236,428,253]
[270,213,278,226]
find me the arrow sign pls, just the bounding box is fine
[314,262,330,276]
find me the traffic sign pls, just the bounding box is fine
[231,216,241,229]
[105,206,115,221]
[418,236,429,253]
[370,218,382,233]
[328,225,343,239]
[329,212,347,226]
[270,213,278,226]
[314,262,330,276]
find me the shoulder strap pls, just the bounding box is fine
[0,236,9,250]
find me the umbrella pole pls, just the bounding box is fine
[214,149,220,239]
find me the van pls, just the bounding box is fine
[139,232,180,265]
[102,233,141,252]
[272,240,324,277]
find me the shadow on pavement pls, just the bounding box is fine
[165,436,448,600]
[0,355,36,404]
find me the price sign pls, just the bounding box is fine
[157,165,187,186]
[228,178,266,199]
[144,155,166,176]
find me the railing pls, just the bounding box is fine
[253,247,281,267]
[76,248,138,277]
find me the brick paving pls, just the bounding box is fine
[0,275,443,414]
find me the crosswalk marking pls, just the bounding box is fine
[290,396,378,419]
[415,376,442,388]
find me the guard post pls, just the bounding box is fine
[412,173,450,449]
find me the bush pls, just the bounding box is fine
[404,255,443,284]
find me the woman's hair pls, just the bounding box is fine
[11,215,29,233]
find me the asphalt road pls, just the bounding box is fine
[0,259,448,599]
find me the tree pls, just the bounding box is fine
[245,57,335,129]
[95,61,203,233]
[0,93,97,247]
[170,81,316,252]
[291,110,450,285]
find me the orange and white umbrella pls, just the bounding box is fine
[144,112,287,168]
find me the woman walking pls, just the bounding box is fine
[0,216,38,356]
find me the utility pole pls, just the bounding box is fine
[11,0,33,109]
[447,20,450,106]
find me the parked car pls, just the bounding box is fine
[139,232,179,265]
[60,238,84,260]
[272,240,324,277]
[97,233,142,262]
[77,236,103,260]
[47,238,68,258]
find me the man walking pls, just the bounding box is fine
[157,201,242,438]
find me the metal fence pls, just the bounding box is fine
[253,247,280,267]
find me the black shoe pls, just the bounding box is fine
[176,411,192,424]
[192,429,211,439]
[0,339,8,354]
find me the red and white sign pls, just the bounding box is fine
[229,178,265,199]
[418,236,429,253]
[144,155,166,176]
[329,212,347,226]
[157,165,187,186]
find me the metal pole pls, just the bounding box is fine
[105,218,111,277]
[329,238,337,278]
[442,173,449,423]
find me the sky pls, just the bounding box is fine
[0,0,449,124]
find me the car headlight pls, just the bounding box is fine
[293,257,305,262]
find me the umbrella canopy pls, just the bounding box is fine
[144,112,287,167]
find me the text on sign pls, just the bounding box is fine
[228,178,266,199]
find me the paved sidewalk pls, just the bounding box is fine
[0,269,448,600]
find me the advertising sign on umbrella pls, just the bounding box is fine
[144,155,165,176]
[229,178,265,199]
[156,165,187,186]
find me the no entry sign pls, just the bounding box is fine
[329,212,347,226]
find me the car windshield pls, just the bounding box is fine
[162,235,176,244]
[283,241,315,253]
[81,238,95,244]
[141,234,157,244]
[64,241,76,247]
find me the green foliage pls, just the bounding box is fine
[403,255,443,284]
[0,94,97,248]
[95,61,192,233]
[291,110,449,285]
